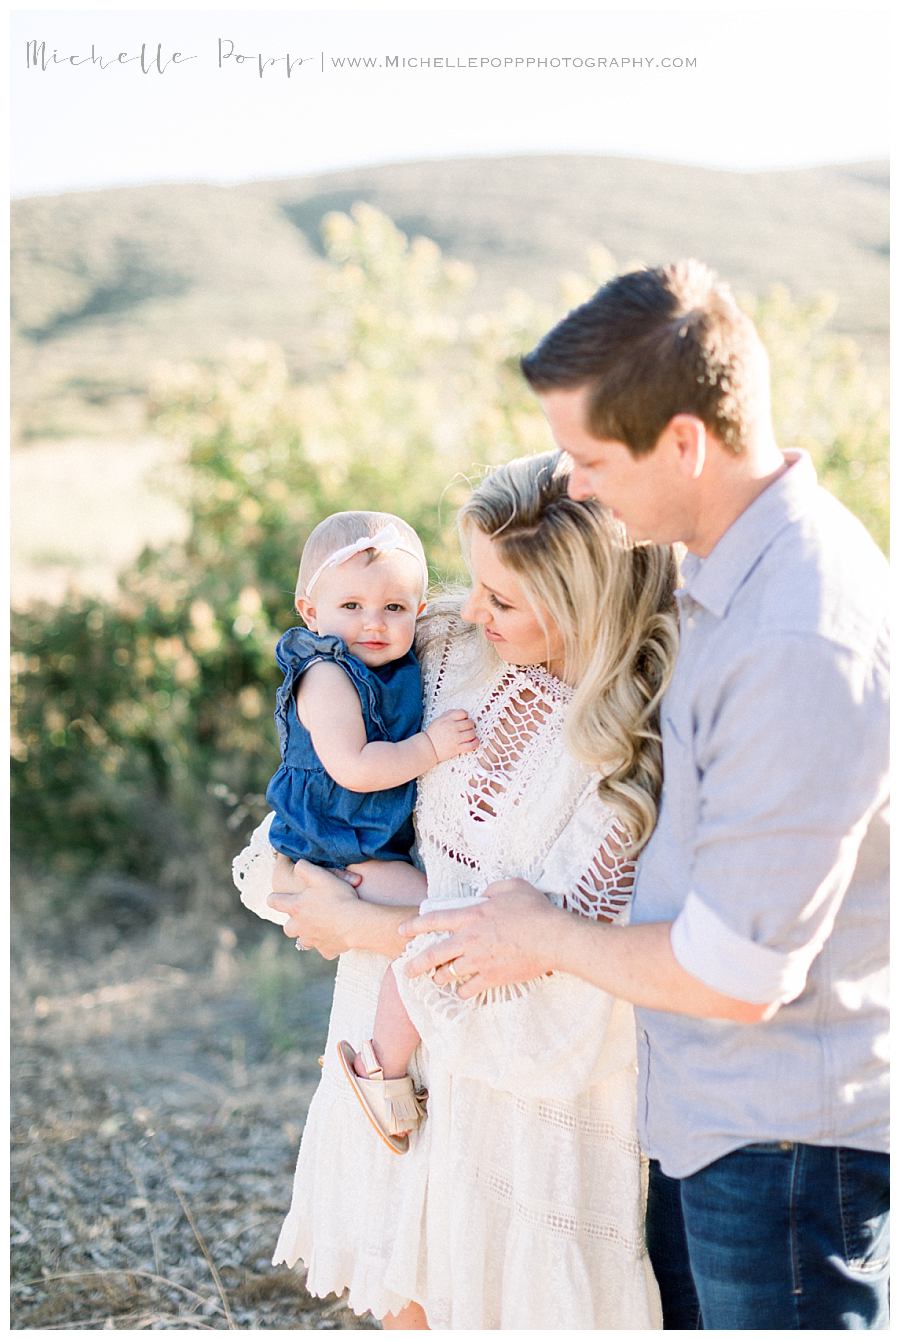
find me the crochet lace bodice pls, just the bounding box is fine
[415,616,635,921]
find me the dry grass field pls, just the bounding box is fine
[11,436,187,607]
[10,903,379,1330]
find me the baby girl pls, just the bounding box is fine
[235,510,476,1151]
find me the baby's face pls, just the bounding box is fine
[298,549,426,668]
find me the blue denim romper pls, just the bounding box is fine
[265,627,423,866]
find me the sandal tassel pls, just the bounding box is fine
[385,1089,424,1134]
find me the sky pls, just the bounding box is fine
[8,3,893,197]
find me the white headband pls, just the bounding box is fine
[304,523,428,599]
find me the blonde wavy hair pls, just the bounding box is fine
[428,452,679,854]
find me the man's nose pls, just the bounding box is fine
[363,607,387,628]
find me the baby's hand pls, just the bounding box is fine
[424,709,478,763]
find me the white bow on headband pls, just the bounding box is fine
[304,523,428,598]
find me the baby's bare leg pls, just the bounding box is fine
[347,859,426,908]
[354,964,421,1084]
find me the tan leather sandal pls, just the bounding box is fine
[336,1039,427,1155]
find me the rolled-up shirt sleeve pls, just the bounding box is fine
[669,630,889,1005]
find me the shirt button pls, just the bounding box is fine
[778,1141,793,1151]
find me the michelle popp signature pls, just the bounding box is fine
[24,38,316,78]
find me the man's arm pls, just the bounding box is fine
[403,631,888,1023]
[400,883,774,1022]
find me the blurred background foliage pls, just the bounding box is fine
[11,205,889,905]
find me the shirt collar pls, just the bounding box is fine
[679,451,818,619]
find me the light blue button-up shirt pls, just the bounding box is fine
[632,452,889,1178]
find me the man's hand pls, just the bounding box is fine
[399,879,560,998]
[268,856,361,960]
[424,709,478,763]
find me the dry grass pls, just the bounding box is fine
[10,904,378,1330]
[11,436,187,607]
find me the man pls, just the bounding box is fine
[397,262,890,1328]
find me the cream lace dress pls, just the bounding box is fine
[235,618,661,1329]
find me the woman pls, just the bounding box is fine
[250,451,678,1328]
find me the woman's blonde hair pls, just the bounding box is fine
[453,451,678,853]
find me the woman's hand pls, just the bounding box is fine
[268,856,361,960]
[400,879,561,998]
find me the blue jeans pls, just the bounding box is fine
[646,1144,890,1329]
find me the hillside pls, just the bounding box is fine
[11,154,889,441]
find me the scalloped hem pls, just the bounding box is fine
[272,1246,416,1322]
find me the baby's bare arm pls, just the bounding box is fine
[298,661,476,792]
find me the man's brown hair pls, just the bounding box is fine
[521,259,765,456]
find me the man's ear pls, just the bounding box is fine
[666,414,707,480]
[296,597,317,630]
